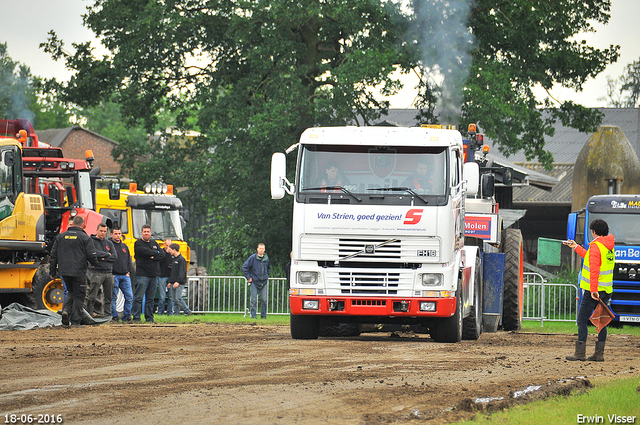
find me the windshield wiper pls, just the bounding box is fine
[367,187,429,204]
[303,186,361,202]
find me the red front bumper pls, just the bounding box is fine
[289,296,457,317]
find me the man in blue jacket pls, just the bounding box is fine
[242,243,271,319]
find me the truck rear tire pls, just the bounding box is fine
[290,314,319,339]
[33,264,64,312]
[463,257,483,340]
[502,228,523,331]
[432,288,463,343]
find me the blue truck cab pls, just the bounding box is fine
[567,195,640,324]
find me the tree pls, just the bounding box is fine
[42,0,619,268]
[0,42,38,123]
[446,0,617,165]
[601,58,640,107]
[0,42,72,129]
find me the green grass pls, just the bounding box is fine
[454,376,640,424]
[522,319,640,337]
[152,315,640,336]
[152,313,290,326]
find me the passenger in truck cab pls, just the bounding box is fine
[402,158,437,194]
[316,162,350,192]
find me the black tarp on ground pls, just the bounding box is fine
[0,303,111,330]
[0,302,62,330]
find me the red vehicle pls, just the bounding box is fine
[0,119,110,311]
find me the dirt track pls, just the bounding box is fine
[1,323,639,424]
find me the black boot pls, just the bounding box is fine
[587,341,606,362]
[566,341,586,361]
[61,302,70,327]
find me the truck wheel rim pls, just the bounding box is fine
[42,279,64,312]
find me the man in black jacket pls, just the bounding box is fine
[168,243,192,316]
[157,239,174,315]
[110,226,134,322]
[132,224,166,323]
[50,215,99,326]
[85,222,117,317]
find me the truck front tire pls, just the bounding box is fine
[290,314,319,339]
[462,257,483,340]
[432,288,463,343]
[33,264,64,312]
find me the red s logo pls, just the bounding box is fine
[404,209,423,225]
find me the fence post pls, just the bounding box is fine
[244,278,248,317]
[540,275,545,327]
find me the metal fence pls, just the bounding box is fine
[523,272,579,326]
[186,276,289,316]
[184,273,579,324]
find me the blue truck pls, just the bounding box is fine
[567,195,640,325]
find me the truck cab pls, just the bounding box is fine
[272,126,487,341]
[0,119,109,312]
[96,183,190,264]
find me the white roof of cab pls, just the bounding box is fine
[300,126,463,148]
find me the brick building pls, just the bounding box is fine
[36,126,120,176]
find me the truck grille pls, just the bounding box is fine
[300,235,440,263]
[325,269,414,295]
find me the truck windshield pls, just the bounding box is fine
[0,147,22,204]
[299,145,448,195]
[131,209,184,241]
[588,213,640,245]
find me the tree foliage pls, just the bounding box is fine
[0,42,36,122]
[42,0,619,268]
[0,42,72,129]
[460,0,618,164]
[601,58,640,107]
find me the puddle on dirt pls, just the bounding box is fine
[473,377,585,405]
[513,385,542,398]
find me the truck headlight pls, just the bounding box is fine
[420,273,443,286]
[302,300,319,310]
[420,302,436,311]
[297,271,318,285]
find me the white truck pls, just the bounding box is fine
[271,125,523,342]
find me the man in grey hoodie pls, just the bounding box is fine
[242,243,271,319]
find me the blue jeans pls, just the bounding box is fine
[577,289,612,342]
[112,274,133,319]
[132,275,158,322]
[172,284,191,315]
[157,277,173,315]
[250,281,268,319]
[61,277,68,300]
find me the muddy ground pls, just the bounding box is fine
[1,323,639,424]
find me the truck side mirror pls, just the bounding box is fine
[271,152,287,199]
[109,182,121,200]
[463,162,479,196]
[3,150,15,167]
[567,212,577,241]
[481,173,495,198]
[502,168,513,186]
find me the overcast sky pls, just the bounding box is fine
[2,0,639,109]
